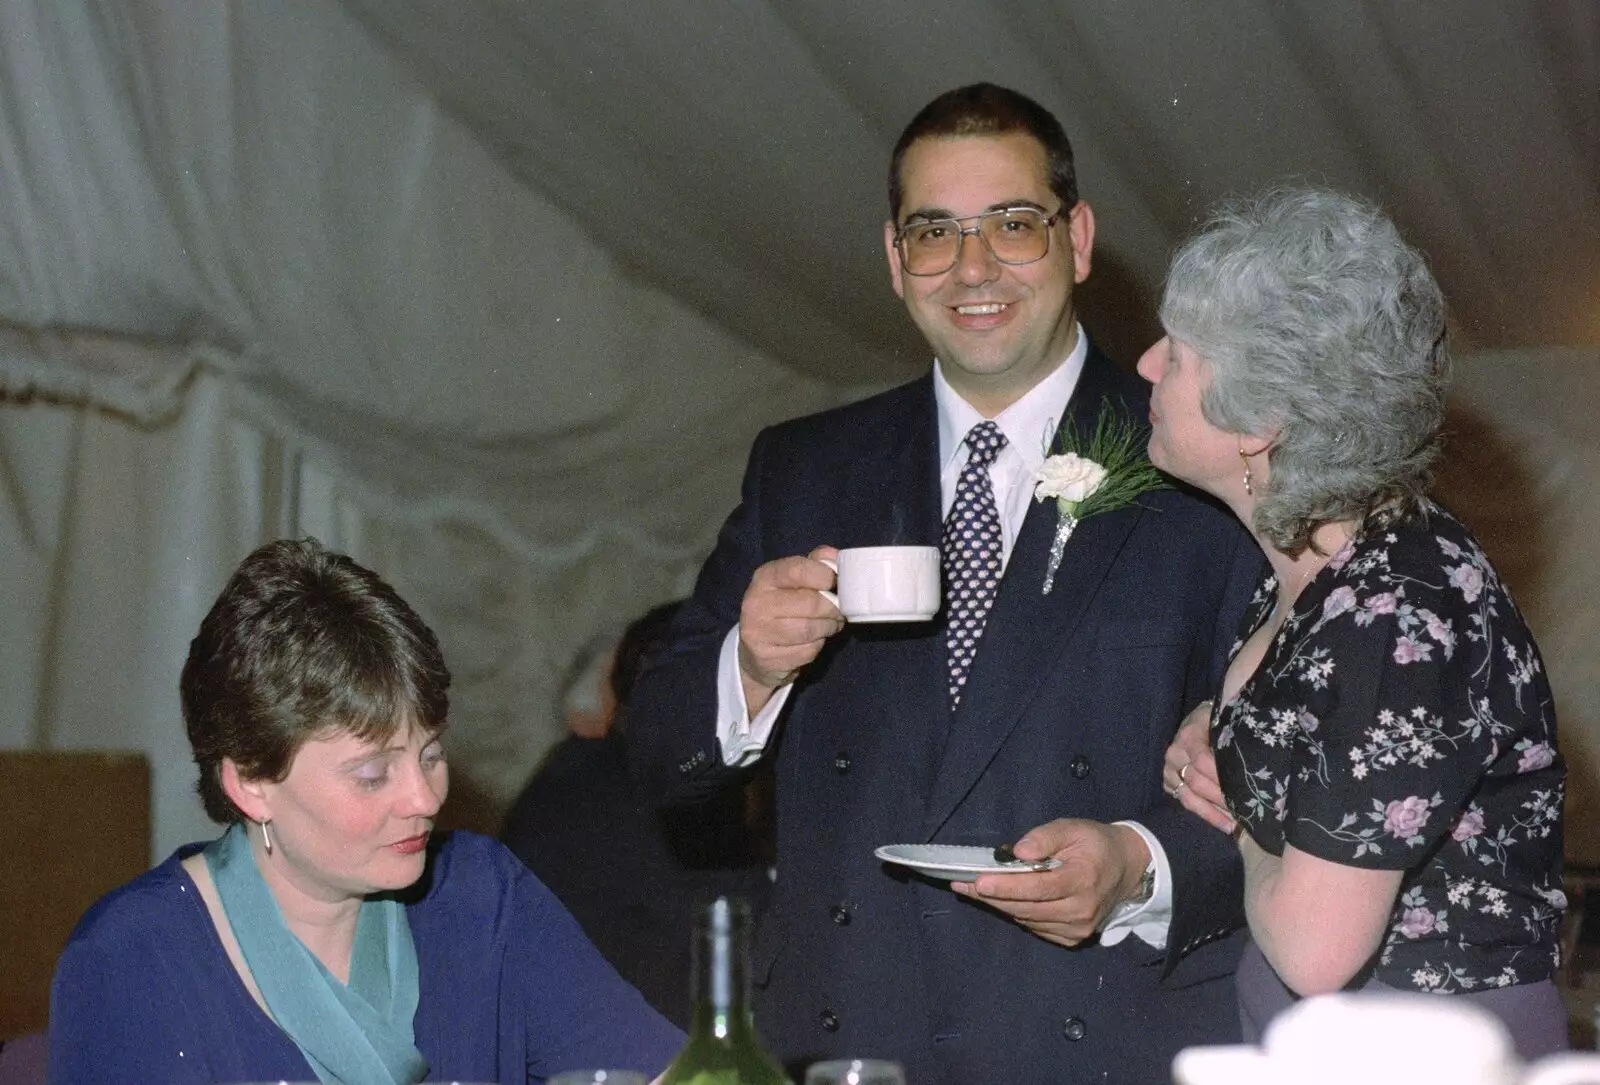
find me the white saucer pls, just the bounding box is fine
[873,843,1061,882]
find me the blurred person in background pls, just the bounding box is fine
[502,601,770,1028]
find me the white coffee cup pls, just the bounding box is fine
[819,546,940,623]
[1172,992,1600,1085]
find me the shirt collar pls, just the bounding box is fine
[934,322,1089,472]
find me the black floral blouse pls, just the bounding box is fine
[1213,501,1565,993]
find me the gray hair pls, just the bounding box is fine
[1160,185,1450,552]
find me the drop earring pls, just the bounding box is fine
[1239,446,1254,496]
[261,819,274,856]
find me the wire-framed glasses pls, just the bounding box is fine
[894,206,1062,276]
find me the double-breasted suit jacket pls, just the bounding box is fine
[629,346,1265,1084]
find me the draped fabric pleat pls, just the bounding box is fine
[0,0,1593,861]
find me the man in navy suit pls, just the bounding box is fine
[629,84,1263,1084]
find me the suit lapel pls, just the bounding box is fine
[825,381,943,551]
[888,379,944,549]
[921,349,1145,839]
[856,380,950,786]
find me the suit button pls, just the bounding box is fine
[834,751,851,774]
[820,1008,840,1032]
[677,760,694,776]
[1062,1016,1087,1042]
[1069,755,1090,779]
[830,904,851,926]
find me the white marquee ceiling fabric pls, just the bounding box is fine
[0,0,861,855]
[0,0,1594,858]
[343,0,1600,373]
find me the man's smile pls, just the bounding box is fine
[947,298,1020,332]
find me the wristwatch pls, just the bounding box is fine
[1101,862,1157,930]
[1129,864,1156,905]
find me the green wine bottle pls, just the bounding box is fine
[658,896,791,1085]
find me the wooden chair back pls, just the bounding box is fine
[0,752,150,1038]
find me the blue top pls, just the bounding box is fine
[48,831,684,1083]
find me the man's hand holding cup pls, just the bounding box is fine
[738,546,846,714]
[738,544,942,713]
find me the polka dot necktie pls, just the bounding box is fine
[943,421,1007,708]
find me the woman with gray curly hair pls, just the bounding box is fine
[1148,186,1567,1055]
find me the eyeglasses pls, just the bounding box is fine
[894,206,1062,276]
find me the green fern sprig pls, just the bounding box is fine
[1049,402,1171,519]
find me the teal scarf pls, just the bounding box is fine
[204,823,427,1085]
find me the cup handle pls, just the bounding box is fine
[817,557,842,616]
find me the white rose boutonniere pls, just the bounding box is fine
[1034,453,1108,504]
[1034,403,1170,593]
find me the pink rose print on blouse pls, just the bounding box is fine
[1384,795,1432,839]
[1451,808,1485,842]
[1398,907,1437,938]
[1393,635,1433,664]
[1366,592,1398,615]
[1448,562,1485,603]
[1327,537,1357,572]
[1516,742,1555,774]
[1323,585,1358,620]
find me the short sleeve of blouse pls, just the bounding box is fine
[1280,545,1492,869]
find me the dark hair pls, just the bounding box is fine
[181,537,451,823]
[609,600,683,710]
[888,83,1079,220]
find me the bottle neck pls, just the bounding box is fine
[688,900,754,1040]
[687,999,759,1042]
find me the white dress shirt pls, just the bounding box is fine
[710,326,1173,947]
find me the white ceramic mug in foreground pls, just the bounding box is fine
[1171,992,1600,1085]
[819,546,940,622]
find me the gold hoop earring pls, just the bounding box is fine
[1239,446,1254,496]
[261,819,274,856]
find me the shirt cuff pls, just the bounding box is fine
[1098,820,1173,950]
[714,624,791,766]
